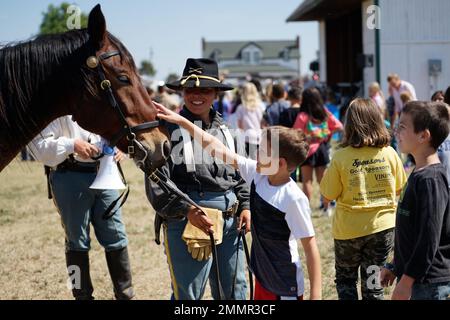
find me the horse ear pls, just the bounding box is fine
[88,4,107,49]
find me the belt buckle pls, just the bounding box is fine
[224,201,238,219]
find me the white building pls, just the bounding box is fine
[202,38,300,82]
[287,0,450,100]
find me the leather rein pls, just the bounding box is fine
[86,49,204,215]
[87,50,252,300]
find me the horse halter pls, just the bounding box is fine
[85,50,160,169]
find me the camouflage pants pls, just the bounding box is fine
[334,228,394,300]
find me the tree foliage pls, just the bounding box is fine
[139,60,156,77]
[166,73,179,84]
[39,2,88,35]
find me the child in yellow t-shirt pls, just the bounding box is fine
[320,98,407,300]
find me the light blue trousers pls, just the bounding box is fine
[50,170,128,252]
[163,191,247,300]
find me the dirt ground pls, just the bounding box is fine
[0,157,344,300]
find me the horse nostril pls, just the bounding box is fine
[162,140,171,159]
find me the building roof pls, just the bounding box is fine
[202,39,299,60]
[286,0,363,22]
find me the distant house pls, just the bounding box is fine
[287,0,450,100]
[202,38,300,82]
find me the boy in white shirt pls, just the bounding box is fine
[156,104,322,300]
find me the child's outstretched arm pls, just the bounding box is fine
[301,236,322,300]
[155,103,239,169]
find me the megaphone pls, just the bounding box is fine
[90,142,126,190]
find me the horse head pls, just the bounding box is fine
[71,5,170,172]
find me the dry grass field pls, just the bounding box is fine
[0,157,359,300]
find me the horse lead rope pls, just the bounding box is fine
[231,224,253,300]
[86,48,254,299]
[100,162,130,220]
[209,231,225,300]
[149,169,256,300]
[148,169,225,299]
[88,51,230,298]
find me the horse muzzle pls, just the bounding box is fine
[132,138,171,173]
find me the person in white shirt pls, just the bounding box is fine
[28,115,134,300]
[368,82,387,119]
[387,73,417,124]
[235,82,265,160]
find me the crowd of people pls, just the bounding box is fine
[149,65,450,301]
[27,57,450,301]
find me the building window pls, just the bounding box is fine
[242,45,262,65]
[282,48,290,61]
[253,51,261,64]
[210,49,221,62]
[242,51,251,64]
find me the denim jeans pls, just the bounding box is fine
[163,190,247,300]
[50,170,128,252]
[411,282,450,300]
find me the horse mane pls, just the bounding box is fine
[0,29,136,151]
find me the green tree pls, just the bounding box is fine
[139,60,156,77]
[166,73,179,84]
[39,2,88,35]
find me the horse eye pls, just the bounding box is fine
[117,75,131,84]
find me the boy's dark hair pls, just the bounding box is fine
[402,101,450,150]
[341,98,391,148]
[445,86,450,105]
[262,126,309,169]
[271,84,285,100]
[288,86,302,101]
[300,87,328,122]
[250,79,262,93]
[431,90,444,102]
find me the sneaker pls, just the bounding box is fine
[319,196,325,210]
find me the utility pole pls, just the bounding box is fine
[297,35,301,82]
[149,47,154,63]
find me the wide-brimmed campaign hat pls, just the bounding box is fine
[165,58,233,91]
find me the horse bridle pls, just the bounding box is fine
[86,50,206,212]
[85,50,160,169]
[87,51,251,300]
[85,49,204,200]
[86,50,205,207]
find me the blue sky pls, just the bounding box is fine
[0,0,318,81]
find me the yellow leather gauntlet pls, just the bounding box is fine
[182,207,224,261]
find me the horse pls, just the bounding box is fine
[0,4,171,173]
